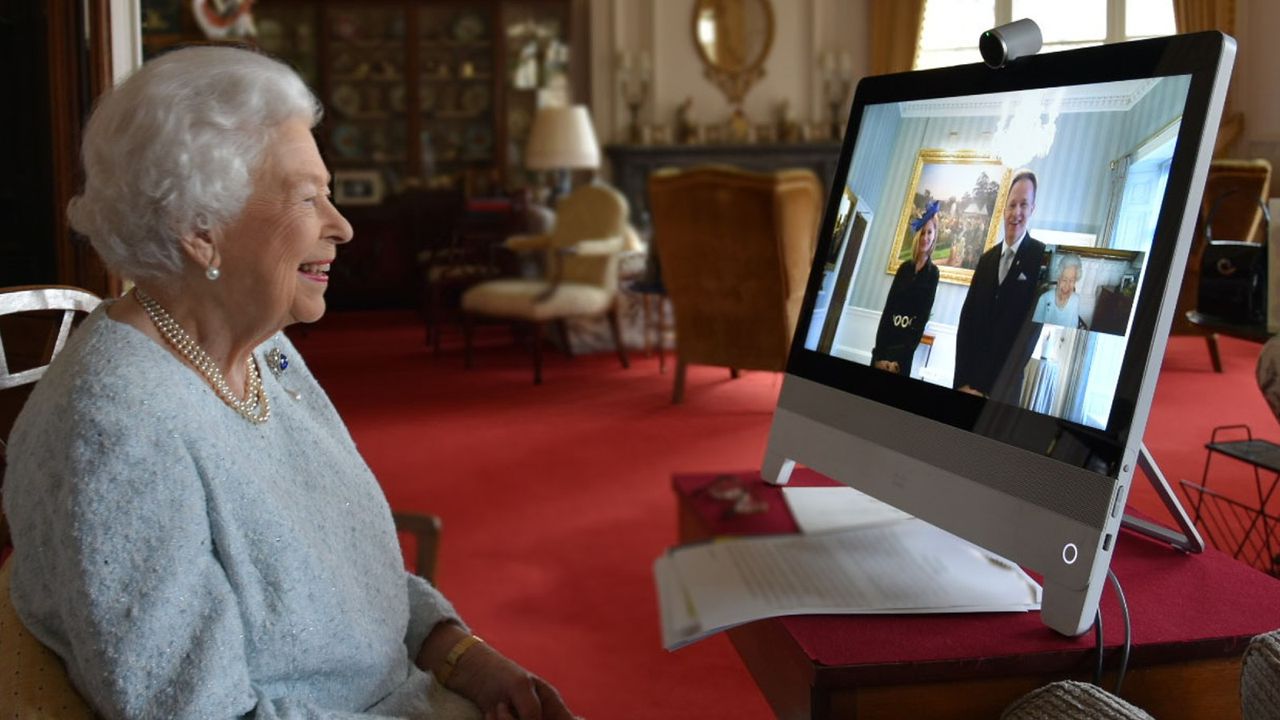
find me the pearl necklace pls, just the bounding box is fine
[135,288,271,424]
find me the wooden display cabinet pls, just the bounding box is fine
[259,0,578,308]
[137,0,583,308]
[251,0,577,199]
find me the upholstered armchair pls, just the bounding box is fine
[647,166,823,403]
[460,183,631,384]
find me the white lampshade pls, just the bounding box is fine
[524,105,601,171]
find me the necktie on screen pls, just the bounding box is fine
[999,246,1015,284]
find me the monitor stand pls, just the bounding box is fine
[770,442,1204,553]
[1122,444,1205,553]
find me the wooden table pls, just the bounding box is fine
[674,470,1280,720]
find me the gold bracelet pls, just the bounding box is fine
[435,634,484,686]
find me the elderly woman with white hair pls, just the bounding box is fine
[2,46,574,720]
[1032,253,1083,329]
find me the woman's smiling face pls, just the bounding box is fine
[214,120,354,330]
[915,216,938,262]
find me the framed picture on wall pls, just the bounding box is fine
[887,149,1012,286]
[334,170,385,206]
[825,187,858,271]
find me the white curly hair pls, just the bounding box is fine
[1058,252,1082,277]
[67,46,321,284]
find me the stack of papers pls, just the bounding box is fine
[655,486,1042,651]
[781,486,914,533]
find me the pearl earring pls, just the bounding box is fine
[206,266,221,281]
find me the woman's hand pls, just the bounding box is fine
[873,360,901,374]
[418,623,577,720]
[448,642,576,720]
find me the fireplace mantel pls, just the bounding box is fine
[604,142,843,230]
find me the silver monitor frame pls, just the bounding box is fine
[762,33,1235,637]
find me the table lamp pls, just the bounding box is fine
[524,105,601,204]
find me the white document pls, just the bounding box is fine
[781,486,913,534]
[655,519,1041,651]
[654,554,701,650]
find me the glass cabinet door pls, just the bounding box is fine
[417,3,498,194]
[148,0,579,202]
[501,1,571,192]
[323,4,409,195]
[254,4,319,87]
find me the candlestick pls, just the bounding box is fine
[618,49,650,144]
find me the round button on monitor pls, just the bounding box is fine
[1062,543,1079,565]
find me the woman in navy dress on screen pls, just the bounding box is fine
[871,200,941,377]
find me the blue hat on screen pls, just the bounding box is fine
[910,200,941,231]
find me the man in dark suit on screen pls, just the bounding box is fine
[954,169,1047,403]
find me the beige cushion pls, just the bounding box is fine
[0,559,95,719]
[462,280,612,321]
[1001,680,1153,720]
[550,185,628,250]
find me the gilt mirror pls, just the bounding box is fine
[692,0,774,107]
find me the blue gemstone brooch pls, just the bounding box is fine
[266,347,301,400]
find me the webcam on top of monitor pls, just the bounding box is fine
[980,18,1044,68]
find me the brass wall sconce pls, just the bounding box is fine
[819,50,855,140]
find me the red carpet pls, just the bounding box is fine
[1143,335,1279,519]
[290,312,1277,720]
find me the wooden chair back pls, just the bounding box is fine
[0,285,102,551]
[0,285,102,391]
[648,166,823,401]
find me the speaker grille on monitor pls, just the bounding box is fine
[782,377,1115,527]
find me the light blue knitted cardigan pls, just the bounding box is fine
[3,307,462,719]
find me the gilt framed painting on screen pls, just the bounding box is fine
[887,149,1011,286]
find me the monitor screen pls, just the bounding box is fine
[763,32,1234,636]
[802,75,1189,436]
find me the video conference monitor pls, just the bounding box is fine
[762,31,1234,636]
